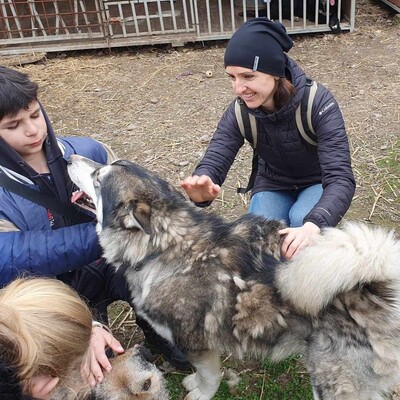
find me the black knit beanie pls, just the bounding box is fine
[224,17,294,78]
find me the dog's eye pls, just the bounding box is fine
[92,170,101,187]
[142,378,151,391]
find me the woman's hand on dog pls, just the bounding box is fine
[81,325,124,387]
[181,175,220,203]
[279,222,321,260]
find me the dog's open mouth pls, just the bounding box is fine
[71,190,96,212]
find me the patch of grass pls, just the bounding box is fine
[260,356,313,400]
[376,140,400,177]
[165,356,313,400]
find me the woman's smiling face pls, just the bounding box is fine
[226,66,278,111]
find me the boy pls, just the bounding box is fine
[0,66,191,379]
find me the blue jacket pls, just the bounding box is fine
[193,56,356,228]
[0,136,108,287]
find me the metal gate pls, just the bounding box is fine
[0,0,356,55]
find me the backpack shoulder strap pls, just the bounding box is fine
[235,98,259,194]
[0,171,94,223]
[235,98,258,148]
[295,78,318,147]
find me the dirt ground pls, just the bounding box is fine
[12,0,399,229]
[5,0,400,392]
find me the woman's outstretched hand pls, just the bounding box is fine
[181,175,220,203]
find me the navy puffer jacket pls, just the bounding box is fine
[0,107,109,286]
[193,56,355,228]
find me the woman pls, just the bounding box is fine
[181,17,355,260]
[0,277,108,399]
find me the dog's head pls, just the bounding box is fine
[68,155,192,266]
[93,345,168,400]
[68,155,178,232]
[50,344,168,400]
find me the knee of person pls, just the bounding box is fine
[288,209,304,228]
[248,203,263,217]
[248,202,272,221]
[249,194,291,225]
[248,201,265,219]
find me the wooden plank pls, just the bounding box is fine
[1,51,46,66]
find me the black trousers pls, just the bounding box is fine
[58,259,192,369]
[58,258,132,323]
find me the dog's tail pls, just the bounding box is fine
[276,222,400,316]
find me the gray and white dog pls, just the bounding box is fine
[68,155,400,400]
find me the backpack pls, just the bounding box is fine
[235,78,318,193]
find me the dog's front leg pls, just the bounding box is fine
[183,350,221,400]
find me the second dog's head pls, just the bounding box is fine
[93,344,168,400]
[50,344,168,400]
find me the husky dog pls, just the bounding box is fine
[50,345,168,400]
[68,155,400,400]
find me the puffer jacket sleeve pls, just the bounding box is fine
[303,86,356,228]
[0,220,102,287]
[193,101,245,187]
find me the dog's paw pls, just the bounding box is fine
[184,388,213,400]
[183,372,219,400]
[182,373,198,391]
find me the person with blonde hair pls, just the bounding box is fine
[0,277,120,399]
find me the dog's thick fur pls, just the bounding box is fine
[68,155,400,400]
[49,345,168,400]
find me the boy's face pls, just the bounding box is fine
[0,100,47,160]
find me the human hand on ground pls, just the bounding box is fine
[278,222,321,260]
[81,324,124,387]
[181,175,220,203]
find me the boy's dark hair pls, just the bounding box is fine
[0,66,38,120]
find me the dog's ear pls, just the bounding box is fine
[123,201,151,235]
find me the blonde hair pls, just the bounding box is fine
[0,277,92,393]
